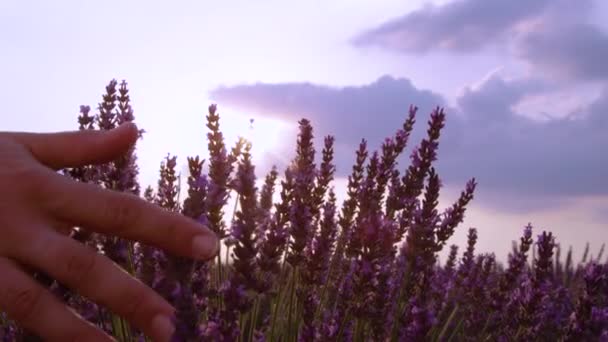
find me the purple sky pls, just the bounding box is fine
[2,0,607,262]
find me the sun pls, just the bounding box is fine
[245,115,295,164]
[220,110,295,163]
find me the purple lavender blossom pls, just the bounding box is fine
[286,119,317,268]
[229,142,260,294]
[435,178,476,252]
[567,263,608,340]
[205,104,241,239]
[6,82,605,342]
[393,107,446,244]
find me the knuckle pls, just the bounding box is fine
[120,285,148,322]
[162,218,180,245]
[104,194,142,233]
[152,214,187,255]
[23,168,50,191]
[64,248,97,288]
[8,166,49,198]
[11,167,67,213]
[5,286,43,322]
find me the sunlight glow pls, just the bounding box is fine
[220,110,295,163]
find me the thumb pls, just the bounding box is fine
[7,122,139,169]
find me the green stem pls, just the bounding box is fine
[479,312,492,339]
[269,296,280,342]
[314,253,340,321]
[216,246,223,311]
[269,263,291,341]
[436,305,459,342]
[286,268,296,342]
[354,318,363,342]
[269,278,290,342]
[389,260,413,341]
[248,297,261,342]
[217,246,223,285]
[514,326,523,341]
[269,297,281,340]
[336,308,352,342]
[121,317,132,341]
[446,318,463,342]
[111,315,124,341]
[293,292,301,342]
[239,313,245,342]
[127,241,136,275]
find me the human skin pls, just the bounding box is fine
[0,122,219,341]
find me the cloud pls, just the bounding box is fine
[211,76,449,184]
[210,75,608,211]
[444,75,607,199]
[352,0,552,54]
[211,75,446,149]
[456,71,550,124]
[516,23,608,82]
[587,86,608,126]
[353,0,607,83]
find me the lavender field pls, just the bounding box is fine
[1,80,605,341]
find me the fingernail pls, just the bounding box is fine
[151,314,175,342]
[192,234,219,260]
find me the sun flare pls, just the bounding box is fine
[220,110,294,162]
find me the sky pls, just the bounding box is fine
[1,0,607,263]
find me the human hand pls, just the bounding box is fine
[0,123,219,341]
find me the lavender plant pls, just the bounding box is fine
[2,79,606,342]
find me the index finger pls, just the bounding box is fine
[39,169,219,261]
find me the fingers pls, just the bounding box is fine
[0,257,114,342]
[9,229,176,342]
[50,218,74,236]
[41,171,219,261]
[5,122,139,170]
